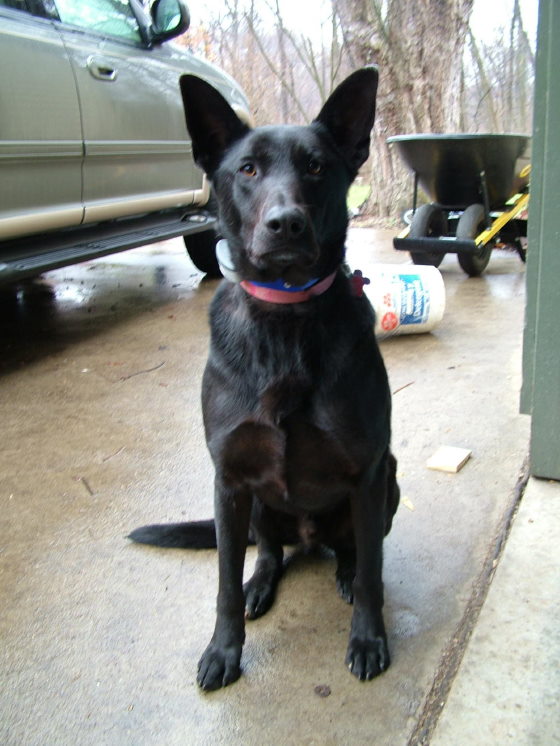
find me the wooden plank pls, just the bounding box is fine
[426,446,472,474]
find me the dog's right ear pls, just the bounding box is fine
[180,75,250,176]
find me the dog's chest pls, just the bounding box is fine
[207,292,373,511]
[217,378,360,513]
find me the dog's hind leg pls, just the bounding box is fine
[384,450,401,536]
[319,504,356,604]
[334,545,356,604]
[243,502,284,619]
[345,455,391,681]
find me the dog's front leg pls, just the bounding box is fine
[346,456,391,680]
[197,482,251,691]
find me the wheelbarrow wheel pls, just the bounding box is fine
[409,204,447,267]
[456,203,492,277]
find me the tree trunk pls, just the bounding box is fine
[335,0,474,216]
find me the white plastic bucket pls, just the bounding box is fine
[363,264,446,336]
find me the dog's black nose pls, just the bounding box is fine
[265,206,307,241]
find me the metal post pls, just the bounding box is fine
[521,0,560,480]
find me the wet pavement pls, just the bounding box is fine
[1,230,555,744]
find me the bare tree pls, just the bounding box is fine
[464,0,535,134]
[243,0,349,123]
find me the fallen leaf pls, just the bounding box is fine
[402,496,415,511]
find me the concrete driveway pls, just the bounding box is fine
[1,229,553,744]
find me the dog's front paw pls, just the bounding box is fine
[345,636,390,681]
[197,643,242,691]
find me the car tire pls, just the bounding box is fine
[184,229,222,277]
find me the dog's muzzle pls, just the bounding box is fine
[250,204,319,273]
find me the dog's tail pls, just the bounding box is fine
[128,520,218,549]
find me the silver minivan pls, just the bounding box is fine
[0,0,250,282]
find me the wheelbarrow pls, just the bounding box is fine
[388,133,530,276]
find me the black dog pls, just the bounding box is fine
[129,67,399,691]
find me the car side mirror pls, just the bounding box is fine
[150,0,190,43]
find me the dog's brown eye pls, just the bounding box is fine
[240,163,257,177]
[307,159,323,176]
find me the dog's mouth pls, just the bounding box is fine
[250,246,319,285]
[234,202,321,284]
[217,239,320,288]
[245,225,321,283]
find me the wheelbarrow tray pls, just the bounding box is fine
[387,133,530,210]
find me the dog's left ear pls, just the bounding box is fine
[313,67,379,175]
[180,75,250,176]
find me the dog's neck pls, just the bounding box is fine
[216,239,369,304]
[239,272,337,304]
[216,239,338,305]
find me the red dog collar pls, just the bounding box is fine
[240,271,337,304]
[217,240,368,304]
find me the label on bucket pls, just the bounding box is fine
[399,274,430,325]
[366,264,445,336]
[377,272,429,330]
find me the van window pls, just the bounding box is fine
[54,0,141,41]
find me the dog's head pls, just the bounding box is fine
[180,68,378,287]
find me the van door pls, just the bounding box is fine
[52,0,199,224]
[0,2,83,240]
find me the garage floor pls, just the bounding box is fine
[1,230,558,745]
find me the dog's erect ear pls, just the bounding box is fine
[313,67,379,175]
[180,75,250,176]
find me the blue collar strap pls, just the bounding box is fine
[248,276,320,292]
